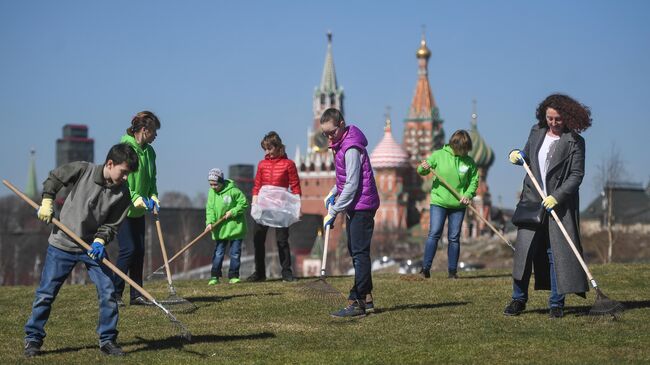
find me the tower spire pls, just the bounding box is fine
[320,31,338,93]
[26,148,38,199]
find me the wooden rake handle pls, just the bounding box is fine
[2,179,159,302]
[427,169,514,250]
[152,207,174,287]
[520,162,597,286]
[320,225,331,277]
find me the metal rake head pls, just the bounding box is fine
[145,270,167,281]
[158,294,198,314]
[153,300,193,341]
[589,288,625,320]
[298,278,346,306]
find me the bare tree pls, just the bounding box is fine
[593,143,628,263]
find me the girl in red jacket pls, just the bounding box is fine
[247,131,301,282]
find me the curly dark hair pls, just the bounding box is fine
[535,94,592,133]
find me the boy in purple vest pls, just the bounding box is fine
[320,108,380,318]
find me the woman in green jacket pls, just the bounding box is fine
[204,168,248,284]
[113,111,160,306]
[417,130,479,279]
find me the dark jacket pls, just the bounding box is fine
[512,124,589,295]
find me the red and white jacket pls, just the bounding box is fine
[252,154,301,196]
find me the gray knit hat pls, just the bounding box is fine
[208,168,224,182]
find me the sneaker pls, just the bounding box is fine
[448,271,458,279]
[246,272,266,282]
[365,301,375,314]
[282,275,295,283]
[420,268,430,278]
[113,295,125,307]
[130,296,153,306]
[24,341,41,358]
[228,277,241,284]
[549,307,564,318]
[503,300,526,316]
[100,341,125,356]
[330,300,366,318]
[208,277,219,285]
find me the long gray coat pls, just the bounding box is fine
[512,124,589,296]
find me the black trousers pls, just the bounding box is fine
[253,221,292,278]
[114,216,145,301]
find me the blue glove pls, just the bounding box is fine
[87,240,106,262]
[143,197,157,212]
[324,191,336,210]
[508,149,526,166]
[323,212,336,229]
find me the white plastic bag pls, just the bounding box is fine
[251,186,301,228]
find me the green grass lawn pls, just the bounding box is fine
[1,263,649,364]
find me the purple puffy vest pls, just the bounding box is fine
[330,125,380,211]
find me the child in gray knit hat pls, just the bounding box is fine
[204,168,248,284]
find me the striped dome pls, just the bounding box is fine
[468,115,494,168]
[371,118,410,169]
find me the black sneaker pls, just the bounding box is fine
[420,268,431,278]
[365,301,375,314]
[331,300,366,318]
[100,341,125,356]
[246,272,266,282]
[130,296,153,306]
[549,307,564,318]
[113,295,125,308]
[24,341,41,358]
[448,271,458,279]
[282,275,295,282]
[503,300,526,316]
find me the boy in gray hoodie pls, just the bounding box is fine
[23,143,138,358]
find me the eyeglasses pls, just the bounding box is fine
[321,125,341,138]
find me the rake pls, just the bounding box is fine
[298,225,346,305]
[427,169,515,250]
[520,162,624,318]
[146,215,227,281]
[151,207,198,313]
[2,179,192,340]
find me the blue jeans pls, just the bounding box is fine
[114,216,145,301]
[346,210,375,301]
[422,205,466,272]
[210,239,242,278]
[512,243,565,308]
[25,245,119,347]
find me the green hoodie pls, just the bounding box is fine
[121,134,158,218]
[417,145,479,209]
[206,180,248,240]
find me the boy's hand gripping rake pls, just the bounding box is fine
[151,207,198,313]
[146,216,226,281]
[299,225,346,305]
[428,169,515,250]
[520,162,624,318]
[2,179,192,340]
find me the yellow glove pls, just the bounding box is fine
[150,195,160,207]
[37,198,54,223]
[542,195,558,211]
[133,196,147,209]
[508,149,526,165]
[324,191,336,210]
[323,213,336,228]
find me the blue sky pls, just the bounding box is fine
[1,0,649,210]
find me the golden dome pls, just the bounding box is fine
[416,39,431,59]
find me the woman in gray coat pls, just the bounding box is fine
[504,94,592,318]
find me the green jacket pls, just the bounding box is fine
[205,180,248,240]
[121,134,158,218]
[417,145,479,209]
